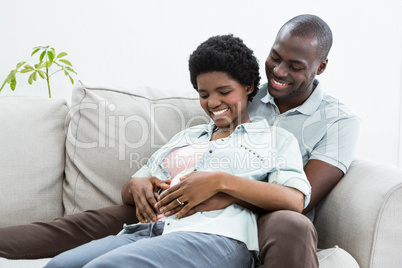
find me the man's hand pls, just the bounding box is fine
[121,176,170,223]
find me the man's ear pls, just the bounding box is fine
[316,59,328,75]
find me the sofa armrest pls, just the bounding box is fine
[314,157,402,268]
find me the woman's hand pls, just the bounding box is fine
[180,192,236,217]
[121,176,170,223]
[155,171,223,219]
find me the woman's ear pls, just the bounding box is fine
[246,85,254,95]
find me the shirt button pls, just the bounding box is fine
[193,168,197,171]
[237,126,240,130]
[209,150,213,153]
[167,223,170,225]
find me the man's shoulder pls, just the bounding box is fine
[320,92,359,120]
[312,81,359,120]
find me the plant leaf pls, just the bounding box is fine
[64,70,68,76]
[39,50,46,62]
[0,72,15,91]
[20,68,33,73]
[38,70,46,79]
[46,61,53,68]
[38,62,47,69]
[68,74,74,84]
[0,78,8,92]
[47,50,54,62]
[24,64,34,70]
[16,61,26,69]
[9,71,16,82]
[64,66,77,74]
[4,74,11,83]
[57,52,68,58]
[10,78,17,90]
[59,59,72,66]
[33,71,37,81]
[31,48,41,56]
[28,72,34,85]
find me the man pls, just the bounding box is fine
[122,14,359,267]
[0,14,360,268]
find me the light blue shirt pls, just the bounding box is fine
[131,119,311,252]
[248,81,360,221]
[248,81,361,173]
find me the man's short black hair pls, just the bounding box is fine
[283,14,333,61]
[189,34,260,102]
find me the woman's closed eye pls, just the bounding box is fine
[220,90,231,95]
[199,93,209,99]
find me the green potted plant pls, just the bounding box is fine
[0,46,77,98]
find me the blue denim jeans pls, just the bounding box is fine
[44,222,254,268]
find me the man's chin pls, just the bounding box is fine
[268,87,289,99]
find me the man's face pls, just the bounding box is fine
[265,27,326,101]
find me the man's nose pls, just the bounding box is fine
[273,62,288,78]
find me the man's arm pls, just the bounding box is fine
[176,159,343,217]
[302,159,343,214]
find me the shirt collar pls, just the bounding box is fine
[259,80,324,115]
[198,119,269,138]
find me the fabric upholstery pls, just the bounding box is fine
[0,96,68,227]
[317,246,359,268]
[314,158,402,267]
[63,81,208,214]
[0,257,50,268]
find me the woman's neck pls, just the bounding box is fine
[211,118,250,141]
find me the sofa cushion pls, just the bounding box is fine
[0,96,68,227]
[64,81,208,215]
[317,246,359,268]
[0,257,51,268]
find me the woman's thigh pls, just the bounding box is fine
[85,232,254,268]
[45,223,159,268]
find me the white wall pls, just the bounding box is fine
[1,0,401,167]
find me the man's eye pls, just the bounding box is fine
[271,55,280,62]
[199,94,208,99]
[221,91,230,95]
[291,65,303,71]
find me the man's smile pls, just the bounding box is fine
[270,77,290,89]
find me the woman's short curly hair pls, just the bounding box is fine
[189,34,260,102]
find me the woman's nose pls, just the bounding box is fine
[208,98,221,108]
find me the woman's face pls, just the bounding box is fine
[196,71,253,130]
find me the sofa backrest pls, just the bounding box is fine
[64,81,209,215]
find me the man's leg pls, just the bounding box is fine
[257,210,318,268]
[0,205,138,259]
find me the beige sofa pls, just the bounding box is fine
[1,81,401,268]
